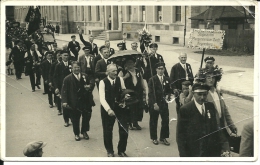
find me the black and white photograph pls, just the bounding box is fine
[1,0,259,162]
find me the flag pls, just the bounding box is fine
[25,6,41,36]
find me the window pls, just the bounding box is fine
[176,6,181,22]
[97,6,100,21]
[173,37,179,44]
[142,6,145,22]
[88,6,92,21]
[155,36,160,42]
[157,6,162,22]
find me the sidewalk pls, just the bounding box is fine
[55,34,256,101]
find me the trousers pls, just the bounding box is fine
[70,108,92,135]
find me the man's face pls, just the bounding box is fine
[89,37,94,43]
[46,54,52,60]
[125,60,135,70]
[57,53,62,61]
[205,61,214,69]
[108,67,118,80]
[182,85,189,97]
[150,47,158,53]
[131,44,138,51]
[118,45,123,50]
[102,48,109,59]
[72,63,80,75]
[205,74,216,87]
[105,41,110,47]
[156,66,165,76]
[179,54,187,64]
[193,91,208,105]
[71,37,76,41]
[84,49,90,56]
[62,53,69,62]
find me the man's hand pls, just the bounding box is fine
[230,126,237,134]
[62,103,68,107]
[154,103,159,111]
[84,84,90,91]
[55,88,59,94]
[107,109,115,116]
[95,78,99,82]
[78,29,82,35]
[44,80,48,84]
[123,72,130,80]
[48,82,52,86]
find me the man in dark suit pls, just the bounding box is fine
[61,61,95,141]
[148,62,172,146]
[99,64,128,157]
[9,40,25,80]
[144,43,169,82]
[95,47,111,89]
[41,51,54,108]
[53,51,72,126]
[170,52,194,114]
[177,83,227,157]
[105,40,115,57]
[93,45,106,69]
[78,46,95,79]
[49,49,62,115]
[68,35,81,61]
[78,30,92,52]
[89,35,98,57]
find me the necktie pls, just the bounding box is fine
[201,105,205,117]
[77,75,80,81]
[160,76,163,84]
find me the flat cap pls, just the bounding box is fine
[155,62,165,69]
[117,43,123,47]
[99,45,106,52]
[204,56,215,62]
[71,35,76,38]
[192,83,210,92]
[182,80,191,86]
[23,141,47,156]
[149,43,158,48]
[82,46,91,50]
[60,50,69,55]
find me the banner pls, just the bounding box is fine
[188,29,225,49]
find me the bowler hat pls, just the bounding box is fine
[82,46,91,50]
[23,141,47,156]
[192,83,210,92]
[149,43,158,48]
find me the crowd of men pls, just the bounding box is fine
[7,24,254,158]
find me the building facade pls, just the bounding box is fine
[13,5,254,46]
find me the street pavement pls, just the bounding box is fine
[4,40,254,158]
[54,33,257,101]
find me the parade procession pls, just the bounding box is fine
[3,4,256,160]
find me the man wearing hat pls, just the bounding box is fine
[68,35,81,61]
[204,56,215,70]
[177,83,228,157]
[53,50,72,126]
[41,51,54,108]
[117,42,124,52]
[105,40,115,57]
[170,52,194,115]
[144,43,168,82]
[148,62,171,146]
[89,35,98,57]
[78,46,95,78]
[23,141,47,157]
[61,61,95,141]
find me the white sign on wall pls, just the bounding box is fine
[188,29,225,49]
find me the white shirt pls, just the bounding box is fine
[73,73,81,81]
[47,59,52,64]
[128,70,137,86]
[104,59,108,64]
[63,61,68,66]
[209,88,222,116]
[194,99,205,115]
[157,74,164,84]
[85,55,91,68]
[99,76,126,112]
[180,62,188,80]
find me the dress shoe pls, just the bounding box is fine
[133,124,142,130]
[43,93,47,95]
[118,152,128,157]
[49,105,53,108]
[64,122,69,127]
[58,111,62,115]
[129,124,134,130]
[36,85,41,89]
[18,77,22,79]
[75,135,80,141]
[152,139,159,145]
[32,90,35,92]
[160,139,170,146]
[107,152,114,157]
[82,132,89,140]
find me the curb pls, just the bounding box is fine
[56,38,254,102]
[221,88,254,101]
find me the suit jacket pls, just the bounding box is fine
[170,63,194,91]
[177,100,226,157]
[78,54,95,78]
[89,42,98,57]
[49,61,59,85]
[24,51,40,75]
[79,33,92,49]
[109,48,115,57]
[9,46,24,63]
[61,73,95,110]
[95,59,111,81]
[41,59,52,81]
[206,90,236,135]
[144,53,169,81]
[93,54,102,70]
[239,120,254,157]
[148,75,171,108]
[53,61,72,90]
[68,41,80,58]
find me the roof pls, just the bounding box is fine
[190,6,254,20]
